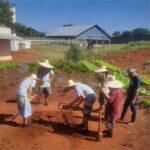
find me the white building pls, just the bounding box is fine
[10,4,31,51]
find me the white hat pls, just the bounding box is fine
[28,74,39,80]
[67,80,81,87]
[127,67,136,74]
[107,75,116,81]
[105,75,123,88]
[38,59,54,68]
[94,66,108,73]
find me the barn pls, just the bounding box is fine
[46,24,111,45]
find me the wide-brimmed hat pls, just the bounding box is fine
[67,80,81,87]
[105,75,123,88]
[38,59,54,68]
[28,74,39,80]
[94,66,109,73]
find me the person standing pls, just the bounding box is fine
[17,74,39,128]
[102,76,124,137]
[120,67,141,125]
[37,60,54,106]
[94,66,110,113]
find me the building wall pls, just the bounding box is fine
[11,40,31,51]
[0,39,12,60]
[0,27,11,35]
[77,26,110,40]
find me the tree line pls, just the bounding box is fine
[112,28,150,43]
[0,0,45,37]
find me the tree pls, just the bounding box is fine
[132,28,150,36]
[121,30,132,37]
[0,0,13,27]
[112,31,121,37]
[14,22,45,37]
[66,45,84,62]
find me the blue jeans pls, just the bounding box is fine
[121,96,138,122]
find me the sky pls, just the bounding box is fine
[10,0,150,35]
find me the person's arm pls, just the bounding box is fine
[132,77,141,103]
[49,70,54,82]
[132,88,140,103]
[68,96,84,106]
[28,86,33,101]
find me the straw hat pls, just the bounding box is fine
[28,74,39,80]
[67,80,81,87]
[38,59,54,68]
[94,66,108,73]
[105,75,123,88]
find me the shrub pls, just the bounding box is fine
[65,45,84,62]
[52,60,65,70]
[0,62,21,70]
[139,100,150,108]
[28,63,39,73]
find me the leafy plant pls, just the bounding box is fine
[0,62,21,70]
[79,60,98,72]
[95,60,125,73]
[140,88,150,96]
[28,63,39,73]
[141,76,150,86]
[65,45,84,62]
[139,100,150,108]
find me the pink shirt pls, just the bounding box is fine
[105,88,124,121]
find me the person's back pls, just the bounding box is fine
[75,83,96,98]
[17,78,36,97]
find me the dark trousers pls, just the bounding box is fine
[121,97,138,122]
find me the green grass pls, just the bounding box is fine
[127,41,150,49]
[94,44,127,54]
[32,45,70,62]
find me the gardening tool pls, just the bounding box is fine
[9,112,20,121]
[95,107,102,141]
[58,102,83,111]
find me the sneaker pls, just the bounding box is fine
[23,124,32,128]
[80,129,89,134]
[102,130,109,134]
[103,130,113,138]
[76,123,85,129]
[45,102,48,106]
[118,117,124,122]
[128,121,135,125]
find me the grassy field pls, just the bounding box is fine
[32,44,127,62]
[32,41,150,62]
[32,45,70,62]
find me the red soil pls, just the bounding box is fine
[103,48,150,78]
[0,49,150,150]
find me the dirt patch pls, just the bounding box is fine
[103,48,150,78]
[0,49,150,150]
[12,50,38,63]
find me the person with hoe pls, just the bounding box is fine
[16,74,39,128]
[62,79,97,134]
[120,67,141,125]
[37,59,54,106]
[94,66,110,113]
[101,76,124,137]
